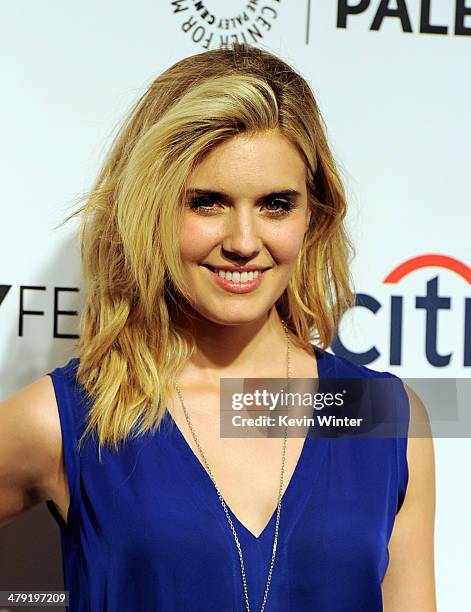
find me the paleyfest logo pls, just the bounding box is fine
[338,0,471,35]
[170,0,286,49]
[332,254,471,368]
[170,0,471,49]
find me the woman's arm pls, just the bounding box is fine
[0,376,62,528]
[382,383,437,611]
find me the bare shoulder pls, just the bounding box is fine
[382,381,437,611]
[0,375,63,526]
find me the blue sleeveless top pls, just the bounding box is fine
[46,347,409,611]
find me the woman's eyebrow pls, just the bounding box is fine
[186,188,302,203]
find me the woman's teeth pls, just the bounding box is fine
[215,269,260,282]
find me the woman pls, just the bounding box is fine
[0,43,436,611]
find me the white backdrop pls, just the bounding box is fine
[1,1,469,610]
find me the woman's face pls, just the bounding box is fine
[178,129,312,327]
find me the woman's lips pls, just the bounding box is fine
[201,265,267,294]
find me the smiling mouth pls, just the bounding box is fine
[201,265,271,273]
[200,264,269,293]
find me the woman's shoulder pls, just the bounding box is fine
[316,347,400,380]
[48,356,80,381]
[316,348,410,440]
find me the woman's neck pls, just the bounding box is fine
[172,308,297,386]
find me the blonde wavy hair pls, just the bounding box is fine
[58,43,355,457]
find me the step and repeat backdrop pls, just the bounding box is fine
[1,2,469,610]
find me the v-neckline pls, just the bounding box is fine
[166,345,331,541]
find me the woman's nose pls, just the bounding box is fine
[221,209,263,258]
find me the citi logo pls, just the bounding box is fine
[337,0,471,36]
[332,254,471,368]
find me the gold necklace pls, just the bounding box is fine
[174,319,291,612]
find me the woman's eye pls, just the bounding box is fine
[188,197,218,212]
[188,197,295,217]
[264,199,295,216]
